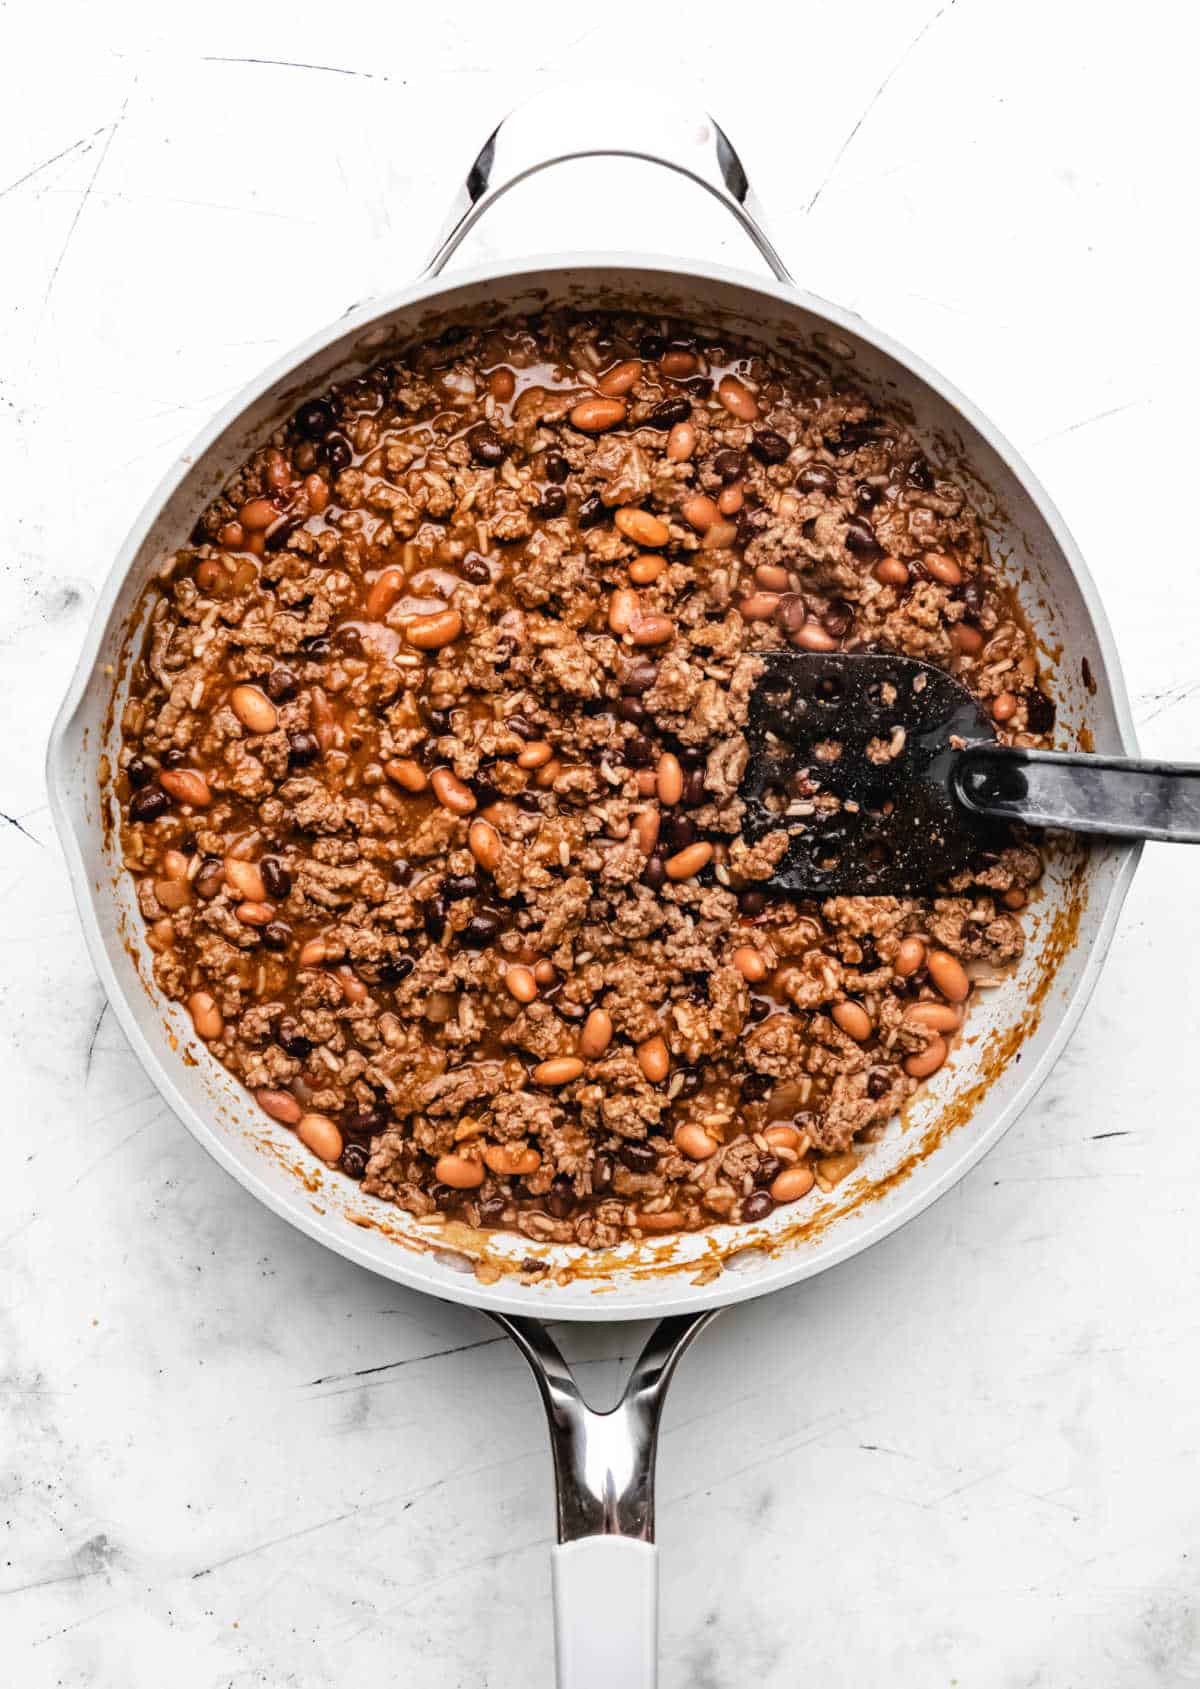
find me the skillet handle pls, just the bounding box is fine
[494,1310,717,1689]
[422,82,793,284]
[954,744,1200,842]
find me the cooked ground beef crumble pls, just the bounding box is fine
[115,311,1053,1248]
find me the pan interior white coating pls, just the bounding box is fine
[46,256,1141,1320]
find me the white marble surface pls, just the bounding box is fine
[3,1,1200,1683]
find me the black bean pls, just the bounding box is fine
[592,1154,615,1194]
[747,998,771,1023]
[194,857,224,899]
[617,697,646,725]
[676,1067,704,1099]
[390,858,413,886]
[844,515,882,557]
[323,434,352,473]
[621,661,658,695]
[907,455,934,490]
[295,398,337,440]
[533,485,567,519]
[126,755,155,789]
[546,1176,576,1219]
[712,449,745,483]
[504,713,537,739]
[300,634,331,659]
[740,1071,771,1100]
[461,911,501,949]
[1024,690,1056,735]
[424,707,453,735]
[258,857,290,901]
[822,599,854,638]
[685,769,707,805]
[262,921,291,952]
[577,493,605,528]
[443,873,479,901]
[738,889,767,917]
[265,516,302,553]
[423,898,447,942]
[625,734,655,769]
[639,333,666,359]
[477,1196,508,1227]
[129,786,168,823]
[742,1190,774,1222]
[468,424,508,467]
[735,504,763,547]
[857,938,880,972]
[644,855,666,890]
[681,375,713,398]
[544,452,570,484]
[278,1018,311,1058]
[344,1104,388,1140]
[855,481,881,510]
[618,1141,658,1173]
[266,666,299,703]
[161,747,187,769]
[332,625,363,657]
[824,419,879,454]
[660,816,695,853]
[867,1069,891,1100]
[645,397,692,429]
[960,579,986,618]
[380,953,415,984]
[750,429,790,464]
[339,1143,369,1180]
[796,462,837,495]
[287,730,320,767]
[755,1154,784,1187]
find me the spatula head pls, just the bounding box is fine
[739,651,1001,896]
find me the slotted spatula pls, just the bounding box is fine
[739,652,1200,896]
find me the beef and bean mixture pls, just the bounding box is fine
[115,311,1053,1249]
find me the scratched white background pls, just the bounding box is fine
[3,0,1200,1684]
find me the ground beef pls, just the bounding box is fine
[113,310,1052,1247]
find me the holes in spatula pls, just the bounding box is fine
[814,674,844,704]
[759,674,793,709]
[860,836,895,871]
[866,677,900,710]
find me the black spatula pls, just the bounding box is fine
[739,652,1200,896]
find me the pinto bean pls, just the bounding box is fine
[905,1002,962,1033]
[635,807,661,854]
[926,948,970,1002]
[894,936,926,977]
[656,752,684,806]
[628,554,665,585]
[609,589,641,634]
[517,740,554,769]
[770,1165,815,1203]
[366,566,406,620]
[793,620,839,652]
[188,991,223,1040]
[636,1209,685,1233]
[160,768,212,807]
[628,613,675,646]
[681,494,720,531]
[991,691,1018,723]
[717,375,759,420]
[405,609,463,650]
[675,1123,719,1160]
[504,964,538,1003]
[256,1087,302,1125]
[434,1152,484,1189]
[224,857,267,902]
[578,1010,614,1059]
[431,768,476,814]
[732,946,767,983]
[384,758,429,792]
[952,622,984,655]
[874,557,909,587]
[569,396,627,432]
[468,819,502,871]
[666,420,696,461]
[636,1036,670,1082]
[615,507,670,547]
[660,348,699,378]
[665,841,713,880]
[483,1143,541,1177]
[739,593,782,622]
[904,1036,948,1078]
[532,1057,585,1086]
[598,359,642,396]
[923,552,963,586]
[235,900,274,927]
[832,1000,873,1041]
[230,685,278,734]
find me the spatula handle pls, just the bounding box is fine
[954,744,1200,842]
